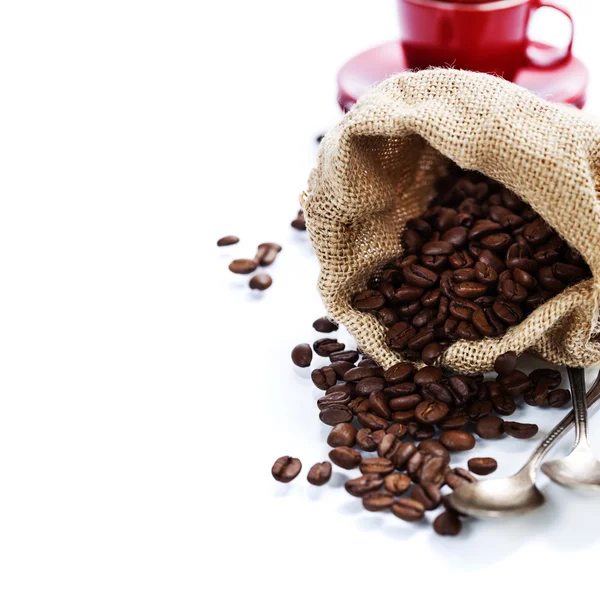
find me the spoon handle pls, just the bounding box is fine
[519,369,600,480]
[568,367,589,447]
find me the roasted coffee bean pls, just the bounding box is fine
[394,285,425,304]
[217,235,239,246]
[449,298,479,321]
[421,288,442,307]
[491,392,517,416]
[407,422,435,440]
[327,382,355,397]
[414,366,443,386]
[422,382,453,406]
[327,423,358,448]
[391,498,425,522]
[330,361,356,379]
[498,369,531,396]
[356,428,378,452]
[317,392,350,409]
[475,415,505,439]
[386,423,408,439]
[433,511,462,536]
[504,421,538,439]
[389,393,423,412]
[271,456,302,483]
[353,290,386,311]
[345,474,384,497]
[329,446,362,469]
[406,451,425,478]
[228,258,258,274]
[419,455,448,485]
[249,270,273,289]
[478,249,506,274]
[307,461,332,486]
[415,400,450,424]
[311,366,337,390]
[468,457,498,476]
[349,397,370,414]
[553,262,587,283]
[313,316,338,333]
[392,410,416,424]
[538,266,566,292]
[409,485,440,513]
[411,308,434,330]
[453,281,488,299]
[343,366,377,382]
[435,207,458,231]
[402,264,439,288]
[499,279,527,303]
[445,467,477,490]
[467,398,493,420]
[529,368,561,389]
[384,382,418,398]
[378,433,402,459]
[524,217,553,245]
[407,328,435,351]
[313,338,345,357]
[422,240,455,256]
[291,343,312,368]
[513,267,536,290]
[291,210,306,230]
[329,350,359,363]
[385,321,417,350]
[384,363,415,384]
[454,320,480,340]
[474,261,498,285]
[448,375,475,403]
[525,289,553,309]
[403,229,424,254]
[255,242,281,266]
[489,206,523,228]
[547,388,571,407]
[448,250,475,270]
[360,457,395,476]
[469,219,502,240]
[319,405,353,426]
[439,431,475,452]
[492,298,523,324]
[363,490,395,511]
[406,217,432,237]
[494,351,517,375]
[472,309,496,336]
[368,391,391,420]
[356,377,385,396]
[357,412,389,430]
[524,380,548,407]
[441,226,469,248]
[377,307,398,327]
[438,415,470,430]
[384,473,411,495]
[391,441,418,469]
[481,232,511,251]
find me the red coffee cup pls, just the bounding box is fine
[398,0,574,81]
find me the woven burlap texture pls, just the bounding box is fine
[302,69,600,373]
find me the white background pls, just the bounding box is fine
[1,1,600,598]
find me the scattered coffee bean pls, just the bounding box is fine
[313,338,345,357]
[384,473,411,495]
[391,498,425,522]
[313,316,338,333]
[291,209,306,230]
[494,351,517,375]
[327,423,358,448]
[291,343,312,368]
[249,273,272,290]
[329,446,362,469]
[228,258,258,274]
[475,415,505,439]
[217,235,239,246]
[345,474,384,497]
[439,431,476,452]
[319,405,353,426]
[411,483,442,510]
[307,461,332,486]
[271,456,302,483]
[504,421,539,439]
[445,467,477,490]
[363,490,395,511]
[359,457,395,476]
[255,242,281,266]
[433,511,462,536]
[468,457,498,475]
[548,388,571,407]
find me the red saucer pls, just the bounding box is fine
[337,40,588,112]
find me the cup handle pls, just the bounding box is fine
[525,0,574,69]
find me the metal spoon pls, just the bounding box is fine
[541,367,600,490]
[449,369,600,518]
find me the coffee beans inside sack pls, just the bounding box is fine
[302,69,600,372]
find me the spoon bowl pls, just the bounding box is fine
[542,446,600,491]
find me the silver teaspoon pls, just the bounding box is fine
[449,369,600,518]
[541,367,600,490]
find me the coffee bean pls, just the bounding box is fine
[291,343,312,368]
[449,298,479,321]
[291,210,306,230]
[422,382,453,406]
[217,235,239,246]
[353,289,386,311]
[327,423,358,447]
[419,455,448,485]
[313,338,345,357]
[475,415,505,439]
[391,498,425,522]
[330,361,356,379]
[360,457,395,476]
[307,461,332,486]
[538,266,566,292]
[411,483,442,510]
[407,422,435,440]
[384,383,418,398]
[385,321,417,350]
[345,474,384,497]
[386,423,408,439]
[392,410,416,424]
[369,391,391,420]
[524,380,548,407]
[524,217,553,245]
[384,473,411,494]
[418,440,450,462]
[468,457,498,476]
[494,351,517,375]
[469,219,502,240]
[357,412,389,430]
[529,368,561,389]
[390,441,418,469]
[441,226,469,248]
[403,264,439,288]
[433,511,462,536]
[319,405,353,426]
[491,390,517,416]
[384,363,415,384]
[403,229,424,254]
[492,298,523,324]
[228,258,258,274]
[504,421,538,439]
[329,350,359,363]
[356,377,385,396]
[343,366,377,382]
[311,366,337,390]
[378,433,401,459]
[313,316,338,333]
[363,491,395,511]
[349,397,370,414]
[414,366,443,386]
[415,400,449,424]
[438,415,470,430]
[553,262,587,283]
[329,446,362,469]
[317,392,350,409]
[255,242,282,266]
[394,285,425,303]
[356,428,378,452]
[548,388,571,407]
[467,398,493,420]
[422,240,454,255]
[453,281,488,299]
[408,327,435,350]
[271,456,302,483]
[498,370,531,396]
[439,431,475,452]
[445,467,477,490]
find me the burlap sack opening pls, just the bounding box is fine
[302,69,600,373]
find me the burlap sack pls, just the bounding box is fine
[301,69,600,373]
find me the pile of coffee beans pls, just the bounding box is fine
[351,165,589,364]
[280,317,572,535]
[219,238,281,291]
